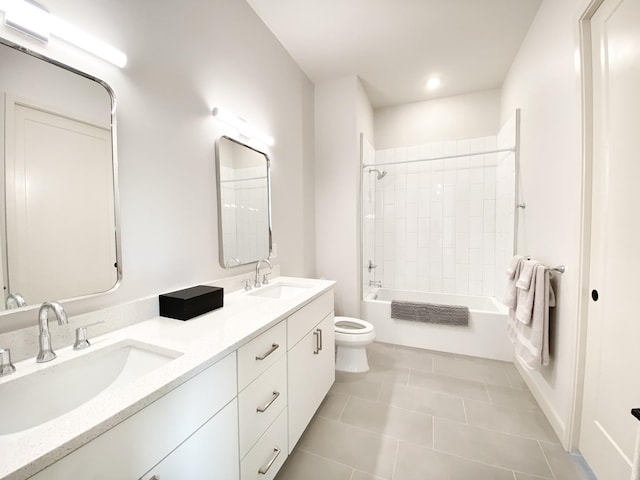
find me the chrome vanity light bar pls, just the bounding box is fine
[0,0,128,67]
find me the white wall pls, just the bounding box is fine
[375,89,501,149]
[315,75,373,317]
[501,0,587,448]
[0,0,316,330]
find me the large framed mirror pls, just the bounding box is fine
[0,38,121,312]
[215,136,271,268]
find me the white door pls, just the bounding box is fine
[580,0,640,478]
[4,96,116,305]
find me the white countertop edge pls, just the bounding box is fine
[0,276,335,480]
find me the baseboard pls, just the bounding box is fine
[514,357,570,450]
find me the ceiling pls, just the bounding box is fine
[246,0,542,108]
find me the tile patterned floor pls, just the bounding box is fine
[275,342,597,480]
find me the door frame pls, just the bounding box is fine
[568,0,608,452]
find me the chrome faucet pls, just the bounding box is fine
[369,280,382,288]
[254,258,273,288]
[6,292,26,309]
[37,301,68,363]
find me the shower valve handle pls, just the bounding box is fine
[367,260,378,272]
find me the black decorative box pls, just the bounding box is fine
[159,285,224,320]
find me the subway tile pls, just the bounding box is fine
[442,278,456,293]
[469,280,482,295]
[457,139,471,154]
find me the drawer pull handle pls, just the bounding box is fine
[256,343,279,360]
[313,330,319,354]
[258,447,281,475]
[257,391,280,413]
[317,328,323,351]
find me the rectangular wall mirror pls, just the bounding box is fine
[216,135,271,268]
[0,38,121,313]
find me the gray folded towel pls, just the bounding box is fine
[391,300,469,326]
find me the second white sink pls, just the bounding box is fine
[249,282,311,300]
[0,340,182,435]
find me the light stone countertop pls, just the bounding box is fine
[0,276,335,480]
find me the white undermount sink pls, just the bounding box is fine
[0,340,182,435]
[248,282,311,300]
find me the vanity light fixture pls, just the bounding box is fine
[0,0,127,67]
[212,106,275,147]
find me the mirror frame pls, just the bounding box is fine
[215,135,272,269]
[0,36,122,314]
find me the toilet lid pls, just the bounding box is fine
[334,316,374,335]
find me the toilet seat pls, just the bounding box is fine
[334,316,374,335]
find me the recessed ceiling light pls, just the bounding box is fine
[426,77,441,91]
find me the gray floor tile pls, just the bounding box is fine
[464,399,560,443]
[351,470,387,480]
[504,363,528,390]
[331,372,382,401]
[298,416,398,479]
[370,343,437,372]
[434,355,513,387]
[365,363,411,386]
[340,396,434,447]
[274,449,353,480]
[394,440,515,480]
[316,392,349,420]
[540,442,598,480]
[433,417,553,478]
[378,382,466,422]
[408,369,490,401]
[486,384,542,412]
[514,474,550,480]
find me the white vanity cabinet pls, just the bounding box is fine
[16,282,336,480]
[29,353,238,480]
[286,290,335,451]
[237,321,288,479]
[139,399,239,480]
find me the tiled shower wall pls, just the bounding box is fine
[363,117,516,299]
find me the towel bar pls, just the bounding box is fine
[548,265,565,274]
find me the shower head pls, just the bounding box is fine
[368,168,387,180]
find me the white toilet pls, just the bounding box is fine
[334,316,376,373]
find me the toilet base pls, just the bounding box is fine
[335,344,370,373]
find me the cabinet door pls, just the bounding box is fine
[140,399,239,480]
[287,312,335,451]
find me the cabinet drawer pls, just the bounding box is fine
[30,353,237,480]
[287,290,334,348]
[238,320,286,391]
[240,408,288,480]
[140,399,239,480]
[238,355,287,457]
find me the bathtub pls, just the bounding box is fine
[361,289,512,361]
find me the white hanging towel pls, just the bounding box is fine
[503,255,525,311]
[515,259,542,325]
[512,264,556,369]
